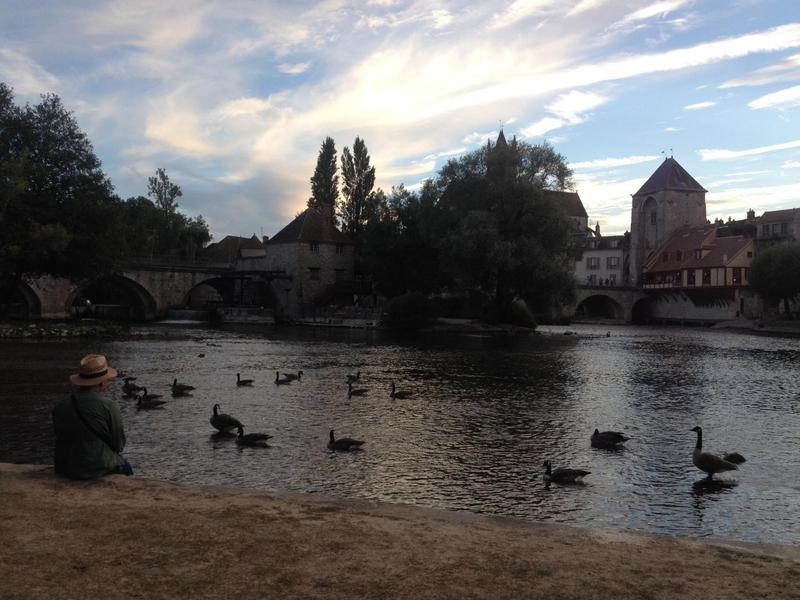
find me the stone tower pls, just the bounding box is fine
[629,158,707,286]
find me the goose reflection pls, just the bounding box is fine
[692,478,738,497]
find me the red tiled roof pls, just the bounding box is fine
[635,157,707,196]
[268,206,353,245]
[761,208,798,222]
[200,235,264,261]
[643,226,752,273]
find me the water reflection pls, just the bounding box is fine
[1,323,800,544]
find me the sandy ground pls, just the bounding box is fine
[2,463,799,600]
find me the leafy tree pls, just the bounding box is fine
[749,244,800,316]
[147,167,182,223]
[338,136,376,238]
[308,136,338,209]
[0,83,122,316]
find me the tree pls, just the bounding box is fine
[308,137,338,209]
[338,136,376,238]
[749,244,800,316]
[0,83,122,316]
[147,167,182,223]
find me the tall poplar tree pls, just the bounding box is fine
[308,137,338,209]
[338,136,376,237]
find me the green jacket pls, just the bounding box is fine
[52,387,126,480]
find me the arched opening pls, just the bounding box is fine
[184,279,228,309]
[631,297,655,324]
[2,279,42,319]
[574,294,624,321]
[71,275,156,321]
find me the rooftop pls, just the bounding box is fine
[635,157,707,196]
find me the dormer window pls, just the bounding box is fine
[310,241,319,253]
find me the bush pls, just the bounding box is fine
[382,292,435,330]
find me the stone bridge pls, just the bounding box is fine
[571,286,650,323]
[11,258,290,320]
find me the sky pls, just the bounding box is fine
[1,0,799,239]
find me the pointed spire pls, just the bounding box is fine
[496,129,507,148]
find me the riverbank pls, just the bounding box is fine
[1,464,798,600]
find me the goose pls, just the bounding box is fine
[283,371,303,382]
[137,395,166,410]
[327,430,364,451]
[275,371,292,385]
[590,428,630,449]
[691,426,745,481]
[346,371,361,384]
[390,381,411,399]
[542,460,590,484]
[236,425,271,448]
[172,378,195,392]
[236,373,254,387]
[122,377,142,396]
[139,387,162,402]
[347,381,368,397]
[210,404,244,433]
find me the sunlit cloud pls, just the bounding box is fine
[782,160,800,168]
[423,147,468,160]
[664,126,681,132]
[684,101,716,110]
[0,47,59,96]
[719,53,800,88]
[706,177,753,188]
[707,182,800,215]
[567,0,606,18]
[490,0,561,30]
[520,90,607,137]
[616,0,690,26]
[278,62,311,74]
[748,84,800,109]
[570,155,659,170]
[698,139,800,160]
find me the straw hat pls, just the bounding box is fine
[69,354,118,386]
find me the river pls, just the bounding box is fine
[1,323,798,545]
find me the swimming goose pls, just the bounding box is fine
[346,371,361,384]
[210,404,244,433]
[691,426,744,481]
[139,387,162,402]
[171,378,195,393]
[275,371,292,385]
[542,460,590,484]
[590,428,630,449]
[327,430,364,451]
[390,381,411,399]
[283,371,303,382]
[236,425,271,448]
[236,373,254,386]
[137,394,166,409]
[347,381,368,397]
[122,377,142,396]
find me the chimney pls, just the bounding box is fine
[262,235,269,245]
[746,208,755,220]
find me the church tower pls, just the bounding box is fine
[629,158,707,285]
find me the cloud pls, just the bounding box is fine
[570,155,660,170]
[0,47,59,96]
[423,147,468,160]
[707,182,800,216]
[567,0,606,17]
[748,84,800,109]
[698,139,800,160]
[706,177,753,188]
[278,62,311,74]
[379,160,436,181]
[683,101,716,110]
[664,126,681,132]
[490,0,561,30]
[617,0,691,26]
[782,160,800,168]
[214,97,278,119]
[719,53,800,88]
[463,129,500,144]
[520,90,607,137]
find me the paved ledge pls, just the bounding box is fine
[1,463,798,600]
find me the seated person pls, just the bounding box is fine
[52,354,131,479]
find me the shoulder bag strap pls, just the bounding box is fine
[71,394,115,450]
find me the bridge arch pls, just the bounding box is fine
[631,297,656,324]
[70,274,157,320]
[6,279,42,319]
[574,293,626,321]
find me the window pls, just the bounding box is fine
[732,267,742,285]
[772,223,780,237]
[609,240,619,249]
[781,222,788,234]
[606,256,619,269]
[587,257,600,270]
[309,241,319,253]
[308,268,320,281]
[687,270,696,286]
[650,212,656,225]
[702,268,711,285]
[336,244,344,255]
[762,224,770,237]
[587,239,597,249]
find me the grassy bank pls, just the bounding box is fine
[0,320,129,339]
